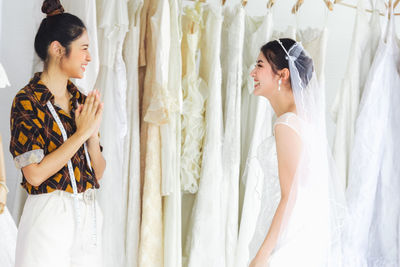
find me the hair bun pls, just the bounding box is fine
[42,0,64,17]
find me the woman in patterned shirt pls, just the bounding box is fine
[9,0,106,266]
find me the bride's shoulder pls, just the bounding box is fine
[274,112,301,137]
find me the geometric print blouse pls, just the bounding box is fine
[9,72,101,194]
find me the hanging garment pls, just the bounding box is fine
[184,4,224,267]
[180,4,207,195]
[236,10,274,267]
[220,4,245,267]
[162,0,183,266]
[0,63,10,88]
[12,0,44,223]
[343,8,400,266]
[138,0,170,265]
[180,4,206,267]
[0,135,17,267]
[62,0,99,94]
[121,0,144,266]
[95,1,129,267]
[181,4,207,265]
[331,2,381,189]
[297,27,328,90]
[0,207,17,267]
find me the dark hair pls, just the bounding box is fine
[34,0,86,63]
[261,38,313,88]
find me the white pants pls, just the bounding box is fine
[15,189,103,267]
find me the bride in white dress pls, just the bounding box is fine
[248,39,346,267]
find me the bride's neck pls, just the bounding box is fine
[270,91,297,118]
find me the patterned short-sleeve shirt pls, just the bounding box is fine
[9,72,101,195]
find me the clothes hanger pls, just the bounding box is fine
[292,0,304,14]
[323,0,334,10]
[242,0,248,7]
[267,0,275,9]
[334,0,388,16]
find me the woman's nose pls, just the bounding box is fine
[87,51,92,62]
[250,68,256,77]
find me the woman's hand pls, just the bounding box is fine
[75,89,104,141]
[249,254,269,267]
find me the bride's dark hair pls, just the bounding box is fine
[261,38,314,88]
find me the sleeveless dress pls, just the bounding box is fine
[248,112,300,263]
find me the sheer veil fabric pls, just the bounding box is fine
[257,42,347,267]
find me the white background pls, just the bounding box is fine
[0,0,398,214]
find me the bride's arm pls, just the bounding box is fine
[250,124,302,265]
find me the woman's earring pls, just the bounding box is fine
[278,79,282,91]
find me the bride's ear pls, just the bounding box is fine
[280,68,290,82]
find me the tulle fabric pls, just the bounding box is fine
[256,43,347,267]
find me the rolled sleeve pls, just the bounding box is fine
[14,149,44,169]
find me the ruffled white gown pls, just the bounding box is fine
[343,8,400,267]
[236,10,274,267]
[180,6,207,265]
[331,1,381,188]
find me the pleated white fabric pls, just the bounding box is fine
[220,4,245,267]
[162,0,183,266]
[122,0,144,266]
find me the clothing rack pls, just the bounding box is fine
[335,0,400,16]
[292,0,333,14]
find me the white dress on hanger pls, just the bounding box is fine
[161,0,182,266]
[331,2,381,188]
[185,5,225,267]
[121,0,144,266]
[236,10,274,267]
[0,207,17,267]
[63,0,99,95]
[221,4,245,267]
[180,4,207,195]
[343,9,400,267]
[137,0,170,265]
[95,1,129,266]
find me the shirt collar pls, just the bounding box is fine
[28,72,83,106]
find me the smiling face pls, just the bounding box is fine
[59,30,91,79]
[250,52,281,99]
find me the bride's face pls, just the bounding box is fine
[250,52,280,98]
